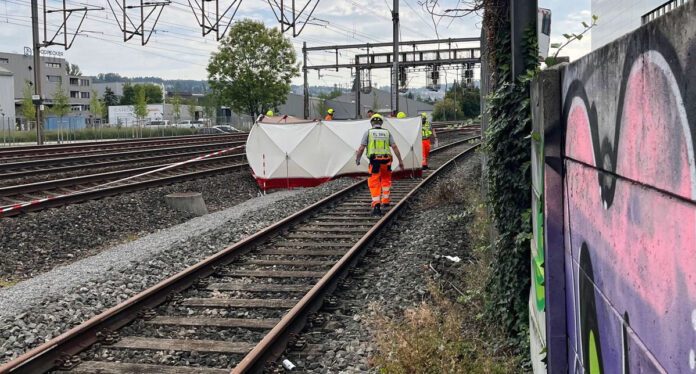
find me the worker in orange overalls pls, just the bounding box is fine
[420,112,438,169]
[356,114,404,216]
[324,108,335,121]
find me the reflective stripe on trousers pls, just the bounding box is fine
[368,162,392,207]
[422,138,431,166]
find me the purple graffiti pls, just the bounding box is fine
[562,39,696,373]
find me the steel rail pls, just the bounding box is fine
[0,145,247,180]
[0,133,247,156]
[0,140,245,172]
[0,136,479,373]
[1,135,478,216]
[0,154,246,198]
[233,141,481,373]
[0,160,249,217]
[0,134,249,161]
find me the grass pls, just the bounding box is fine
[369,161,525,373]
[1,127,198,144]
[0,279,18,288]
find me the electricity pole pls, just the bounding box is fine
[31,0,44,145]
[391,0,399,114]
[303,42,309,119]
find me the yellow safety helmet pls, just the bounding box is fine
[327,108,335,114]
[370,113,384,126]
[420,112,427,118]
[266,110,274,117]
[396,111,406,119]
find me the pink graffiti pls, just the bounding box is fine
[565,50,696,372]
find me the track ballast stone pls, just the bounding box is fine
[0,177,357,364]
[0,169,258,283]
[283,153,482,374]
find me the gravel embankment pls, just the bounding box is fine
[0,169,260,284]
[0,177,358,363]
[282,153,482,373]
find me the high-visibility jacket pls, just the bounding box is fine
[366,128,391,157]
[422,120,433,139]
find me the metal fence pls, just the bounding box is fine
[1,115,256,147]
[642,0,690,24]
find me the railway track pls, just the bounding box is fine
[0,134,248,162]
[0,140,246,180]
[0,137,479,373]
[0,129,480,216]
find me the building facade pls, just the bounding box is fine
[0,51,93,123]
[0,66,16,129]
[591,0,689,50]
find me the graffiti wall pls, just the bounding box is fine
[535,3,696,373]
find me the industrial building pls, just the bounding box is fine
[0,66,15,130]
[0,51,94,128]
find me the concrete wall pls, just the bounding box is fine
[533,3,696,372]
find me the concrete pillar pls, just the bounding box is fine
[165,192,209,216]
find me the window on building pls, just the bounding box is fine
[80,91,90,99]
[47,75,61,83]
[0,58,8,64]
[69,77,79,85]
[70,91,80,98]
[46,62,61,69]
[80,79,90,86]
[71,106,82,112]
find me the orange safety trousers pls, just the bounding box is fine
[367,160,392,207]
[422,139,431,167]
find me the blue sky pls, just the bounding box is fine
[0,0,592,86]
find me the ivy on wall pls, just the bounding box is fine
[483,19,538,352]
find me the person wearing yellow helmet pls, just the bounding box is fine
[396,111,407,119]
[420,112,438,169]
[324,108,335,121]
[355,113,404,216]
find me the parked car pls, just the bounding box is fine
[145,120,170,128]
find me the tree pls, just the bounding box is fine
[21,82,36,127]
[121,83,162,105]
[142,84,163,104]
[171,94,182,124]
[89,90,103,124]
[432,83,480,121]
[133,86,148,126]
[121,83,135,105]
[65,62,82,76]
[202,94,216,125]
[102,87,119,122]
[51,83,71,139]
[187,99,197,121]
[208,19,299,118]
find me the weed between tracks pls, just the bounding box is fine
[369,160,524,373]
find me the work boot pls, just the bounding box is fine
[422,165,429,170]
[371,205,382,216]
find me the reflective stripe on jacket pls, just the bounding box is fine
[422,120,433,139]
[366,128,391,157]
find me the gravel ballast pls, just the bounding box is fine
[0,169,259,283]
[282,152,483,373]
[0,177,357,363]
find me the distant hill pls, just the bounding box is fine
[92,73,210,94]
